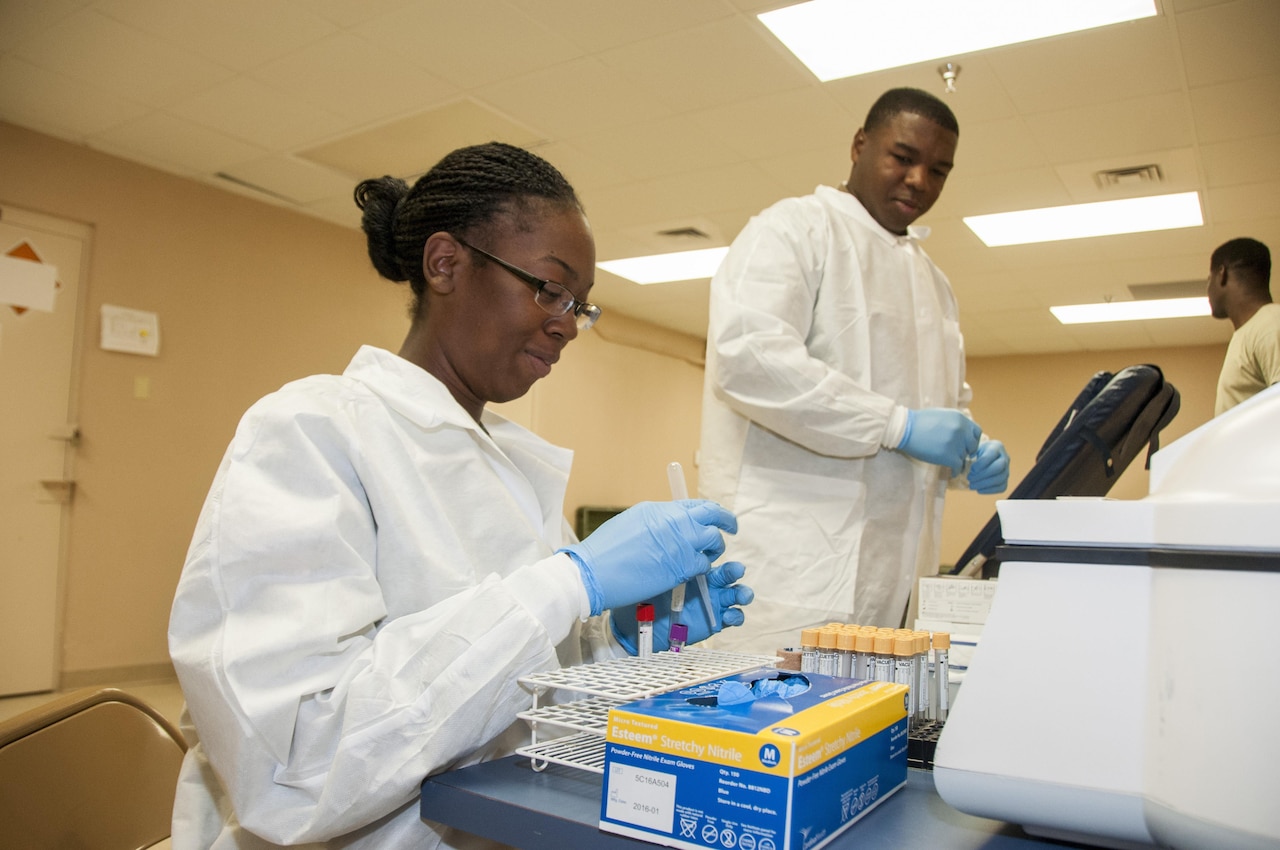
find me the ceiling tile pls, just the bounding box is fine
[12,8,234,108]
[297,99,547,181]
[94,0,338,72]
[1204,181,1280,225]
[0,0,84,52]
[586,161,789,235]
[1177,0,1280,86]
[949,117,1049,177]
[169,75,350,151]
[936,167,1070,218]
[0,56,151,139]
[531,140,636,195]
[1075,322,1174,350]
[250,31,457,126]
[597,17,811,113]
[289,0,418,29]
[567,113,749,184]
[510,0,738,52]
[1188,74,1280,144]
[752,145,848,201]
[474,57,676,139]
[695,86,854,162]
[353,1,583,90]
[1023,91,1194,162]
[88,111,266,173]
[988,16,1181,112]
[1144,316,1230,347]
[1201,133,1280,188]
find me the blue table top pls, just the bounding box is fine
[420,756,1085,849]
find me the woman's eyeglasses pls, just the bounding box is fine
[454,236,601,330]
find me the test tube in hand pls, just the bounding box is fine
[667,462,717,632]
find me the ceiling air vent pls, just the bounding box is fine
[1094,164,1163,189]
[214,172,299,204]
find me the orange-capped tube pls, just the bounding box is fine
[800,628,820,673]
[893,635,916,718]
[873,634,894,682]
[818,628,840,676]
[914,632,930,723]
[854,630,875,679]
[934,632,951,721]
[836,628,856,677]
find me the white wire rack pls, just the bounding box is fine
[515,648,778,774]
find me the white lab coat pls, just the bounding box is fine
[169,345,617,850]
[700,186,970,651]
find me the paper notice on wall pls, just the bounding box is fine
[100,304,160,356]
[0,254,58,312]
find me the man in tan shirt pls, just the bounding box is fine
[1208,237,1278,415]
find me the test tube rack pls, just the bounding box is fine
[908,720,945,770]
[515,648,779,774]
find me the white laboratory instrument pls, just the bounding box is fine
[933,384,1280,849]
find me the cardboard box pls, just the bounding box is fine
[600,671,908,850]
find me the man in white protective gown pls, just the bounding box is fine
[700,87,1009,653]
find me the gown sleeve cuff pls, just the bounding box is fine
[881,404,910,449]
[504,554,593,645]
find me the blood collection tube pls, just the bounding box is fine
[636,603,654,660]
[854,629,875,679]
[894,635,916,720]
[669,622,688,653]
[837,628,856,677]
[915,632,931,725]
[818,628,839,676]
[800,628,820,673]
[873,634,894,682]
[934,632,951,721]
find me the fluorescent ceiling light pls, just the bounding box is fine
[759,0,1157,82]
[1051,297,1210,325]
[598,247,730,284]
[964,192,1203,247]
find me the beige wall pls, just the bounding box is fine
[0,121,1229,685]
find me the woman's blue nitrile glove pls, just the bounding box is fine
[611,561,754,654]
[967,440,1010,494]
[897,408,983,474]
[560,500,737,617]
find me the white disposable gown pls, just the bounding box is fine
[169,345,616,850]
[700,186,971,652]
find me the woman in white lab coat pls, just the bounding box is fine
[168,142,752,850]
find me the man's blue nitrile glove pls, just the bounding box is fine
[897,408,983,474]
[967,440,1010,494]
[611,561,754,654]
[561,500,737,617]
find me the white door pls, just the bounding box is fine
[0,204,90,696]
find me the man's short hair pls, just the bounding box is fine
[1212,237,1271,292]
[864,87,960,137]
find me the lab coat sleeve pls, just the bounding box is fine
[708,205,901,458]
[169,401,596,845]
